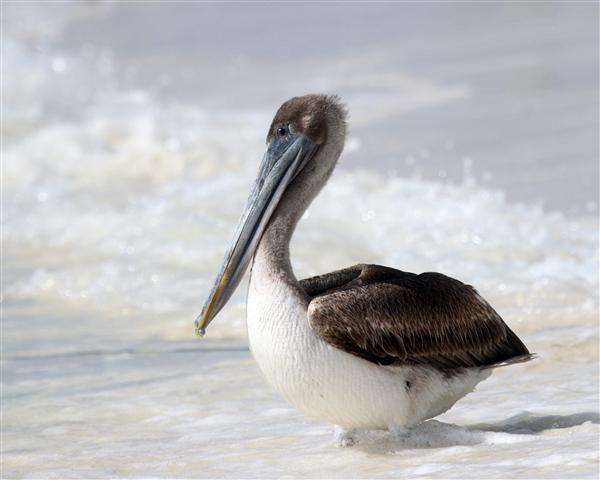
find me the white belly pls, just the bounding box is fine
[247,273,489,430]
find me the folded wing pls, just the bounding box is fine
[301,264,532,370]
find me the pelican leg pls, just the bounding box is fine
[333,425,358,447]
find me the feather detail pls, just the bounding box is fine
[301,264,532,370]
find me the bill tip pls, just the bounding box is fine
[194,316,206,337]
[194,325,206,338]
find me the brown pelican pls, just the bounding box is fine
[195,94,533,445]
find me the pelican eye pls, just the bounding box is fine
[276,126,288,137]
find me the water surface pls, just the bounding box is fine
[2,2,598,478]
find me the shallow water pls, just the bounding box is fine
[2,2,599,479]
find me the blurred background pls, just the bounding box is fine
[3,2,599,478]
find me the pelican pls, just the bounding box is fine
[195,94,533,445]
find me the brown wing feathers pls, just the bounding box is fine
[300,264,363,297]
[302,264,532,370]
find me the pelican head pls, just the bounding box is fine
[195,94,347,335]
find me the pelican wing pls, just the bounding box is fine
[302,264,532,370]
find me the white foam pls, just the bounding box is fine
[3,26,598,480]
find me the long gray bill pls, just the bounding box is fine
[194,132,318,336]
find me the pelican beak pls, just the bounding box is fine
[195,132,318,336]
